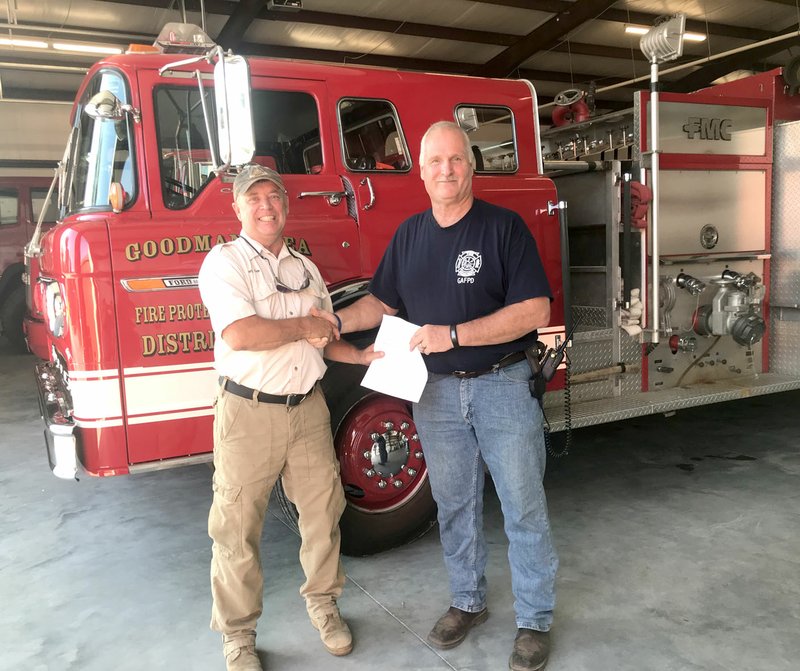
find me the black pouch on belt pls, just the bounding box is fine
[524,341,548,407]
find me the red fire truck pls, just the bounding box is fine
[28,24,800,556]
[0,177,58,352]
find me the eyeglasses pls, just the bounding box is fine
[241,236,312,293]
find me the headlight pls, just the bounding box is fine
[44,281,66,338]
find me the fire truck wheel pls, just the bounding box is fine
[275,365,438,556]
[0,284,29,353]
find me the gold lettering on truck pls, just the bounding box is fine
[124,233,238,262]
[141,330,215,357]
[124,234,312,262]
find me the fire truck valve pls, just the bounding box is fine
[676,273,705,295]
[668,335,697,354]
[691,270,766,346]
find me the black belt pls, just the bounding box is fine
[451,351,527,379]
[220,377,314,407]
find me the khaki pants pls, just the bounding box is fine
[209,384,346,634]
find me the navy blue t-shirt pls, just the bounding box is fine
[369,198,552,374]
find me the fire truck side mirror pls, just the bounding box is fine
[214,55,255,167]
[85,90,126,121]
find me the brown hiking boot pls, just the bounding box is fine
[509,628,550,671]
[222,632,262,671]
[310,606,353,656]
[427,606,489,649]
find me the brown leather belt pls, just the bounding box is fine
[451,351,527,379]
[220,377,314,407]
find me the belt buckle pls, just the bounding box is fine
[286,393,301,407]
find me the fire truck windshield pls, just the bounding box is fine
[155,86,322,209]
[66,69,135,214]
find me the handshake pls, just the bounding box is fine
[305,306,383,367]
[305,305,342,348]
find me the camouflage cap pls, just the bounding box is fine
[233,164,286,201]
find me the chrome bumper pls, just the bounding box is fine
[35,361,79,480]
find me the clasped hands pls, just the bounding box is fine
[305,307,340,349]
[306,306,383,366]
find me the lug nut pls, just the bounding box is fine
[370,432,380,441]
[393,480,403,488]
[400,422,409,430]
[407,468,417,476]
[415,451,423,459]
[363,468,375,477]
[412,434,419,442]
[383,421,394,430]
[378,480,387,489]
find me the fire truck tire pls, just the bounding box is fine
[0,284,29,353]
[275,365,438,556]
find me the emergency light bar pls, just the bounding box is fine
[154,22,216,54]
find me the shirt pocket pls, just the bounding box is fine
[249,270,282,319]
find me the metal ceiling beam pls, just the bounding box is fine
[477,0,618,78]
[216,0,266,50]
[263,10,517,46]
[0,86,75,101]
[237,41,474,75]
[550,41,645,62]
[472,0,569,11]
[0,57,88,73]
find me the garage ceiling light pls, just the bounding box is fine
[626,24,706,42]
[52,42,123,55]
[0,37,48,49]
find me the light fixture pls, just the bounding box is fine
[53,42,123,55]
[0,37,48,49]
[626,24,705,43]
[640,14,687,64]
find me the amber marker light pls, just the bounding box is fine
[109,183,127,213]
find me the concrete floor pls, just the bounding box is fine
[2,339,800,671]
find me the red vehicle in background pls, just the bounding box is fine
[0,176,57,353]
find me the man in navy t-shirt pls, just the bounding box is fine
[323,121,557,671]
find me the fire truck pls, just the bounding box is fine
[0,177,58,352]
[27,24,800,556]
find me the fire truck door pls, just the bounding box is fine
[114,75,361,468]
[333,98,429,275]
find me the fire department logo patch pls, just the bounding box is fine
[455,250,482,284]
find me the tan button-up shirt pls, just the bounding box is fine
[198,233,332,395]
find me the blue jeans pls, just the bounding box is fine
[413,360,557,631]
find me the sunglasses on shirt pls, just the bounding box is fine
[242,237,312,293]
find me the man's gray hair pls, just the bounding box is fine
[418,121,476,169]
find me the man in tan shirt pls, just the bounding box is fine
[198,164,380,671]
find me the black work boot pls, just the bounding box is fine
[427,606,489,649]
[509,628,550,671]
